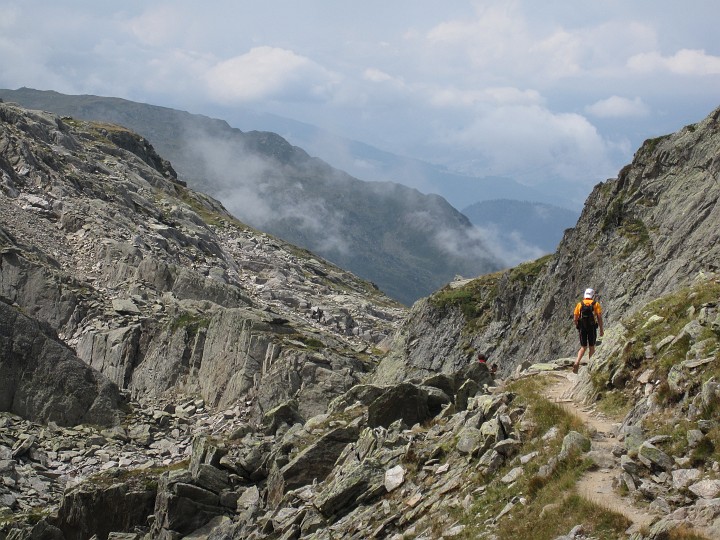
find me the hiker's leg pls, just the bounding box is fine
[588,345,595,359]
[573,347,585,373]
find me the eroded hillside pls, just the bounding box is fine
[0,88,503,305]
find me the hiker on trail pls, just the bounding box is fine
[572,288,604,373]
[477,353,487,364]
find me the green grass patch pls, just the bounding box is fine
[0,506,54,530]
[84,458,190,492]
[295,334,325,350]
[619,217,652,256]
[602,197,624,232]
[495,489,630,540]
[641,134,671,156]
[506,376,585,437]
[429,254,551,338]
[623,281,720,338]
[429,271,501,323]
[642,413,691,456]
[666,524,714,540]
[640,413,720,466]
[169,312,210,332]
[509,254,553,285]
[596,389,633,419]
[176,187,226,227]
[620,280,720,380]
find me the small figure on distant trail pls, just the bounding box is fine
[477,353,487,364]
[490,363,498,375]
[572,288,604,374]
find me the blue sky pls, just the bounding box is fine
[1,0,719,205]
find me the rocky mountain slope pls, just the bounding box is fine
[0,100,409,418]
[0,88,501,305]
[374,105,720,384]
[2,99,720,540]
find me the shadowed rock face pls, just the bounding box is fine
[0,300,122,426]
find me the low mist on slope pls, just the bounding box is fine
[0,88,501,304]
[463,199,579,265]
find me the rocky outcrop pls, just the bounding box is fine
[51,480,156,540]
[0,299,121,427]
[0,101,403,425]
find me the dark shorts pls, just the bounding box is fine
[578,325,597,347]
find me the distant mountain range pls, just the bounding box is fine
[205,105,585,211]
[0,87,501,304]
[461,199,579,264]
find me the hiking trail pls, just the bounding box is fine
[541,371,657,533]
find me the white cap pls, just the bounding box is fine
[583,288,595,299]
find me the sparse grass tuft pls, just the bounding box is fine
[509,254,553,284]
[690,437,716,467]
[667,524,714,540]
[596,390,632,418]
[496,491,631,540]
[430,271,502,324]
[169,312,210,332]
[619,217,652,256]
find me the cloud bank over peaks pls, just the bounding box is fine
[1,0,718,208]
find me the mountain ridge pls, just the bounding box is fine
[0,87,501,305]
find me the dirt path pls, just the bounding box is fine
[541,371,658,532]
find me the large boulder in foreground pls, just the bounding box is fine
[367,383,430,428]
[0,300,123,426]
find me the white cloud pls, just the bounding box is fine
[0,4,18,29]
[585,96,650,118]
[0,0,718,210]
[627,49,720,75]
[471,225,546,267]
[420,7,660,85]
[186,127,351,255]
[436,105,612,184]
[427,86,543,108]
[363,68,394,83]
[205,46,339,104]
[423,3,529,76]
[126,5,185,48]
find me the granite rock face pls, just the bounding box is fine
[0,101,403,425]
